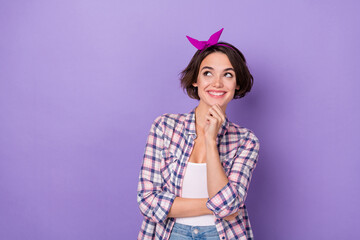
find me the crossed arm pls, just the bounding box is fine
[167,137,238,221]
[137,115,260,224]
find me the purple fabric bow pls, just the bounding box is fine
[186,28,224,51]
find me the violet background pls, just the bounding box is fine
[1,0,359,239]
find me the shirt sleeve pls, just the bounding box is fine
[137,115,177,224]
[206,131,260,218]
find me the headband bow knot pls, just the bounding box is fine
[186,28,224,51]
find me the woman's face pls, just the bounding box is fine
[193,52,240,110]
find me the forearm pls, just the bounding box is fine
[167,197,212,218]
[205,139,229,198]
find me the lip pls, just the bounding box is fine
[207,90,227,98]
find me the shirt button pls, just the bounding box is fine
[193,228,199,234]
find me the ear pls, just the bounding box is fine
[236,85,240,90]
[192,82,198,87]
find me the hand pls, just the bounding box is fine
[204,104,226,142]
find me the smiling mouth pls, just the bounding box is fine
[208,91,226,97]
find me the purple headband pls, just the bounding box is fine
[186,28,234,52]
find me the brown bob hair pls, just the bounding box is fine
[180,41,253,100]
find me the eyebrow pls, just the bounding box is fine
[201,66,235,72]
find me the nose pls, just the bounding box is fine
[212,75,223,88]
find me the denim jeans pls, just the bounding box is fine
[169,222,220,240]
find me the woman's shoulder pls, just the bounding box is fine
[227,121,260,144]
[152,112,187,124]
[150,112,188,133]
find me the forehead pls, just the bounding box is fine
[200,52,233,69]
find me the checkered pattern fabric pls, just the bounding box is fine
[137,108,260,240]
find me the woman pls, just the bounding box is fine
[137,28,260,240]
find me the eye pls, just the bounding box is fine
[203,71,212,77]
[224,72,233,78]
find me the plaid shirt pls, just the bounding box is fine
[137,107,260,240]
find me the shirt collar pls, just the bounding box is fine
[184,107,230,139]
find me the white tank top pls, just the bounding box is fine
[175,162,216,226]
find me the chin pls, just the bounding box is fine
[207,100,228,108]
[199,93,231,108]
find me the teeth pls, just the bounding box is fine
[209,91,225,96]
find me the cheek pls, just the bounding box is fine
[225,81,237,91]
[197,78,211,88]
